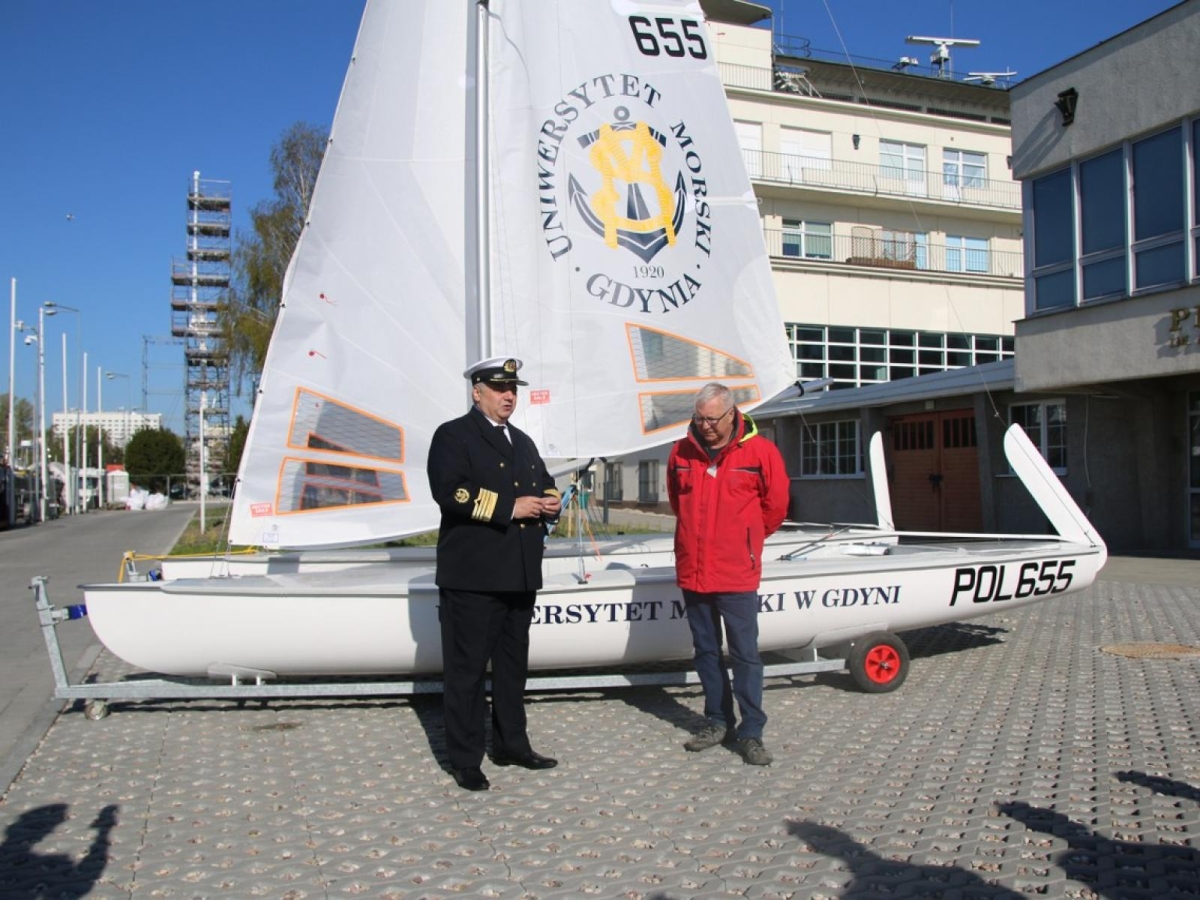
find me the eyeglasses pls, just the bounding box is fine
[692,407,733,428]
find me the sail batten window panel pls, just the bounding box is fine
[627,324,754,382]
[278,457,409,514]
[288,388,404,462]
[638,387,760,434]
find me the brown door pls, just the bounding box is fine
[890,409,981,532]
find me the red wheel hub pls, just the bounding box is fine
[863,644,901,684]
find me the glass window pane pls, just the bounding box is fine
[860,346,886,362]
[947,334,970,350]
[1033,169,1074,266]
[976,336,998,351]
[828,328,855,344]
[1194,119,1200,226]
[861,330,885,345]
[891,367,914,380]
[797,327,823,342]
[1135,241,1185,289]
[829,344,855,361]
[1080,150,1125,254]
[890,331,914,346]
[1132,127,1183,241]
[1035,268,1076,310]
[947,351,971,366]
[1082,255,1127,299]
[889,348,914,364]
[918,332,944,348]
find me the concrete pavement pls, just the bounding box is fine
[2,513,1200,897]
[0,506,194,795]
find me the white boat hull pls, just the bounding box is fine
[84,538,1105,678]
[153,525,878,580]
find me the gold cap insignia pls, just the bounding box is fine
[503,358,517,373]
[454,488,469,504]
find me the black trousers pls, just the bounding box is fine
[439,588,536,770]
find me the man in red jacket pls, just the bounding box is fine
[667,383,790,766]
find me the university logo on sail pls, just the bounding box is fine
[535,73,713,316]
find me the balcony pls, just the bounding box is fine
[763,227,1024,279]
[744,149,1020,211]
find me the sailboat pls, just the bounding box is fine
[80,0,1106,687]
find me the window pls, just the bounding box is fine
[945,235,990,274]
[782,219,832,259]
[880,141,927,196]
[1194,119,1200,277]
[1030,168,1075,310]
[605,461,623,502]
[1079,149,1127,300]
[1132,126,1185,290]
[637,460,659,503]
[800,420,862,477]
[780,127,831,180]
[735,120,762,179]
[943,148,987,199]
[1010,401,1067,473]
[785,324,1014,387]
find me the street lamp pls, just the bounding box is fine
[44,302,82,513]
[21,307,48,521]
[106,372,131,451]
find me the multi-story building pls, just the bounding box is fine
[599,3,1025,518]
[1008,0,1200,550]
[52,410,163,450]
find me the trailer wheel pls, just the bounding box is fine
[848,632,909,693]
[84,700,109,721]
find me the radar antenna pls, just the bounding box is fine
[964,70,1017,86]
[905,35,980,78]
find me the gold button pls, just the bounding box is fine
[519,523,526,529]
[514,481,519,487]
[499,462,505,468]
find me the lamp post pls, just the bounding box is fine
[6,278,16,527]
[44,302,82,513]
[106,371,131,452]
[97,364,104,507]
[27,306,47,521]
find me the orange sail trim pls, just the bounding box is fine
[273,455,411,517]
[625,322,756,384]
[637,385,762,436]
[285,387,405,464]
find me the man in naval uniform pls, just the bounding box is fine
[427,356,562,791]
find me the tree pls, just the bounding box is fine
[0,393,36,462]
[225,415,249,475]
[124,429,186,494]
[224,122,329,394]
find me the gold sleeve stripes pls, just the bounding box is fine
[471,488,499,521]
[544,487,561,499]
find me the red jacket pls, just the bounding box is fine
[668,411,790,593]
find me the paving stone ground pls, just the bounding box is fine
[2,573,1199,898]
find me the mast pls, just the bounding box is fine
[473,0,491,366]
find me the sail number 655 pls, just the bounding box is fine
[629,16,708,59]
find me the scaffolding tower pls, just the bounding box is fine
[171,171,231,491]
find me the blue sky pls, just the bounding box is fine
[0,0,1180,434]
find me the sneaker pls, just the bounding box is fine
[740,737,773,766]
[683,723,735,752]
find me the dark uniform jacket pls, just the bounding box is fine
[427,405,559,592]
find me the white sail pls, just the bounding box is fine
[489,0,795,457]
[227,2,476,548]
[228,0,793,548]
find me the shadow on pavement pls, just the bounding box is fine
[0,803,117,899]
[787,819,1024,898]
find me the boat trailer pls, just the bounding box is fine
[32,576,871,720]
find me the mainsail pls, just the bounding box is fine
[228,0,794,549]
[488,1,795,457]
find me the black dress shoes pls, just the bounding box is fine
[491,750,558,770]
[451,767,490,791]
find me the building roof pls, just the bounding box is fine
[699,0,772,26]
[758,359,1015,419]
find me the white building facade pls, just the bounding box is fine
[52,411,163,449]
